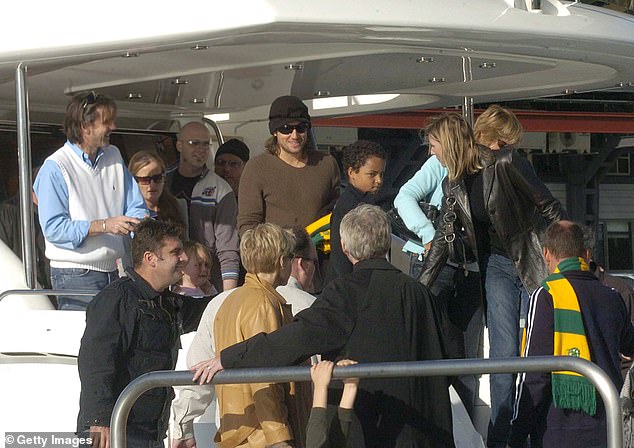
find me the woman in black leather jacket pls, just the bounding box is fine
[419,110,567,447]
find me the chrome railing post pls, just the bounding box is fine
[0,289,100,302]
[15,63,36,289]
[202,117,224,146]
[110,356,622,448]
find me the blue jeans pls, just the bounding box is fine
[484,253,529,447]
[51,267,118,310]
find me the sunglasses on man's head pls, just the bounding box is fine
[82,91,102,110]
[134,173,165,185]
[276,123,310,135]
[81,91,106,122]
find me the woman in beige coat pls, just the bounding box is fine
[212,223,310,448]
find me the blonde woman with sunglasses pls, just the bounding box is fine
[128,150,187,235]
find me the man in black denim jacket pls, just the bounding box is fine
[77,219,206,448]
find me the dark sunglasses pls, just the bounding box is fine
[215,159,243,168]
[277,123,310,135]
[294,255,318,264]
[81,91,106,121]
[82,91,102,111]
[135,173,165,185]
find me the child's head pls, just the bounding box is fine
[342,140,386,194]
[180,241,212,288]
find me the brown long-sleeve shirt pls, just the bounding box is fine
[238,151,340,236]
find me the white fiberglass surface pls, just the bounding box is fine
[0,311,86,356]
[0,360,80,434]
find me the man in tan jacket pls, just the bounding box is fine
[173,223,309,448]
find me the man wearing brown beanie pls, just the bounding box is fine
[237,95,340,237]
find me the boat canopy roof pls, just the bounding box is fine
[1,0,634,126]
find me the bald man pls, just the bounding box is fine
[167,122,239,291]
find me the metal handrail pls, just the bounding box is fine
[0,288,99,302]
[15,63,37,289]
[110,356,623,448]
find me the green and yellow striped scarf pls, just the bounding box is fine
[306,213,331,254]
[542,257,596,415]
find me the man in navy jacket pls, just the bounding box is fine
[509,221,634,447]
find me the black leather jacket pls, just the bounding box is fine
[420,147,567,294]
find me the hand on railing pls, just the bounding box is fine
[90,425,110,448]
[191,356,224,384]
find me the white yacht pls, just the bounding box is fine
[1,0,634,445]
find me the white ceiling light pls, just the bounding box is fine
[312,94,400,110]
[312,96,348,110]
[205,113,230,122]
[352,94,399,105]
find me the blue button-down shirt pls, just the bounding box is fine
[34,141,147,249]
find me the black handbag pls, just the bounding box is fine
[441,193,476,272]
[388,202,439,246]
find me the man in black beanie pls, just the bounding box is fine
[214,138,250,197]
[237,95,340,239]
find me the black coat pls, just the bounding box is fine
[221,258,455,448]
[421,147,566,295]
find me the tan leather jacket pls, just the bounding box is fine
[213,274,310,448]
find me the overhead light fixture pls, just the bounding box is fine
[429,77,446,83]
[285,64,304,71]
[127,92,142,99]
[172,78,189,85]
[312,96,347,110]
[190,98,206,104]
[191,44,209,50]
[311,94,400,110]
[352,94,400,105]
[205,113,230,122]
[479,62,496,69]
[122,51,139,58]
[416,57,434,63]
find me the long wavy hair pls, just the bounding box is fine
[128,150,185,229]
[425,113,482,182]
